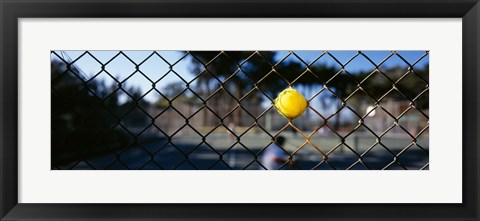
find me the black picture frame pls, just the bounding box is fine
[1,0,479,220]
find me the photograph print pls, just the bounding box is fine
[51,50,429,170]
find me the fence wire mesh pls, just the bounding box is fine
[51,50,429,170]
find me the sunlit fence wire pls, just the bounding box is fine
[51,50,429,170]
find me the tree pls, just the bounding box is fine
[187,51,429,130]
[189,51,278,126]
[51,59,152,167]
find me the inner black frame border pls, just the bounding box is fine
[1,0,479,220]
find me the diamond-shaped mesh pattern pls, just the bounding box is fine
[51,50,429,170]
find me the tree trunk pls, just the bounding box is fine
[233,81,242,127]
[203,78,211,126]
[334,93,342,131]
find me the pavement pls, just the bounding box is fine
[61,131,429,170]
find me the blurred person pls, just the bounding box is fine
[260,136,295,170]
[318,127,326,135]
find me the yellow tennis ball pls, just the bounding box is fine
[274,87,308,119]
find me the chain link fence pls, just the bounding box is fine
[51,50,429,170]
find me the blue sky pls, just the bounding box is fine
[51,50,429,122]
[275,50,428,72]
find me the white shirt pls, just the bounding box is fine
[260,143,288,170]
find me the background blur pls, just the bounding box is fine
[51,50,429,170]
